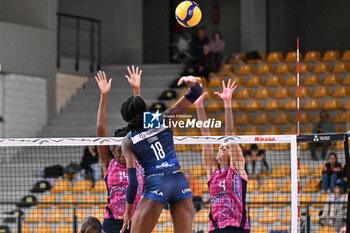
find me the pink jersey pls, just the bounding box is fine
[104,159,143,220]
[208,166,249,231]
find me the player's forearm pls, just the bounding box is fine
[195,104,211,135]
[223,100,234,135]
[133,87,141,96]
[97,93,108,135]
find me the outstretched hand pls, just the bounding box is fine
[214,79,237,101]
[194,92,208,107]
[125,65,142,89]
[177,76,201,88]
[95,71,112,94]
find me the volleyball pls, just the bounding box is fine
[175,1,202,28]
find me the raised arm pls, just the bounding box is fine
[120,137,137,233]
[163,76,202,118]
[95,71,114,176]
[215,80,247,179]
[124,65,142,95]
[194,93,217,178]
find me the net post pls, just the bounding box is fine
[344,134,350,233]
[290,135,298,233]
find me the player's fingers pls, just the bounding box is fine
[222,80,226,89]
[125,75,130,80]
[201,92,208,98]
[194,77,201,82]
[139,69,142,77]
[108,79,112,86]
[94,76,99,83]
[214,91,221,97]
[127,66,132,75]
[136,66,139,75]
[132,65,135,74]
[103,71,107,80]
[177,77,184,86]
[230,80,236,89]
[120,222,127,233]
[227,78,231,88]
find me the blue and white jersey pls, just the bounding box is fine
[127,126,180,176]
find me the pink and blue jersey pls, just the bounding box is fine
[208,166,249,231]
[104,158,143,220]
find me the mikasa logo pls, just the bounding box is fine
[254,136,276,142]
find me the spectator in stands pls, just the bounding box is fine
[244,144,268,179]
[190,26,209,58]
[320,185,345,230]
[195,45,217,80]
[80,216,102,233]
[185,172,203,212]
[322,152,342,193]
[172,33,192,63]
[209,31,225,70]
[77,145,100,183]
[309,110,336,161]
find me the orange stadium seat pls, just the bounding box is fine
[280,180,291,193]
[300,164,312,178]
[251,226,268,233]
[249,194,268,208]
[303,74,321,86]
[281,210,291,224]
[296,112,312,124]
[298,63,312,74]
[235,113,252,125]
[158,210,171,223]
[37,194,57,208]
[162,225,174,233]
[91,209,105,223]
[246,76,264,87]
[273,226,290,232]
[79,194,99,208]
[274,87,292,98]
[34,225,52,233]
[344,100,350,110]
[259,209,280,224]
[244,126,262,135]
[230,76,245,86]
[270,194,290,208]
[249,209,258,223]
[313,62,331,73]
[200,179,209,193]
[14,225,32,233]
[91,180,107,193]
[208,76,225,87]
[56,225,73,233]
[275,63,292,74]
[270,165,290,178]
[198,77,207,86]
[65,209,86,223]
[295,86,311,98]
[304,51,321,62]
[285,51,301,62]
[323,50,340,61]
[299,193,312,208]
[234,127,242,135]
[237,64,255,75]
[266,51,283,63]
[333,111,347,123]
[312,164,324,178]
[323,74,341,85]
[284,74,297,86]
[189,165,206,178]
[253,113,272,125]
[151,227,158,233]
[247,179,258,193]
[272,143,291,151]
[285,125,297,134]
[313,113,332,123]
[314,193,330,208]
[185,128,201,136]
[333,62,350,73]
[216,113,225,125]
[324,99,341,110]
[304,125,313,134]
[304,99,321,110]
[245,100,263,111]
[256,64,273,75]
[207,100,224,112]
[210,127,223,136]
[45,209,65,223]
[313,86,331,98]
[273,112,292,124]
[265,75,283,86]
[203,88,215,100]
[336,125,344,133]
[172,128,183,136]
[194,209,210,224]
[284,99,297,111]
[318,226,336,233]
[259,179,279,193]
[264,100,282,111]
[58,194,78,208]
[99,196,108,208]
[302,179,321,193]
[51,180,71,193]
[342,50,350,61]
[231,100,243,111]
[255,87,272,99]
[72,180,92,193]
[333,86,350,98]
[24,209,46,223]
[235,88,253,99]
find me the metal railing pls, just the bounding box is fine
[57,13,101,72]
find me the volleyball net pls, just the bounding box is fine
[0,134,348,233]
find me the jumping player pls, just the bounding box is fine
[194,80,249,233]
[120,76,202,233]
[95,68,143,233]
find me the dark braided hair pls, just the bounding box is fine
[121,96,147,132]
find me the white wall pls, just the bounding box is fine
[1,74,47,137]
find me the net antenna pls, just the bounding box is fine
[296,36,301,233]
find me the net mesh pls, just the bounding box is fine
[0,136,297,233]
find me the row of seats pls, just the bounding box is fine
[51,180,105,194]
[37,194,107,209]
[232,50,350,64]
[205,74,350,88]
[250,225,336,233]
